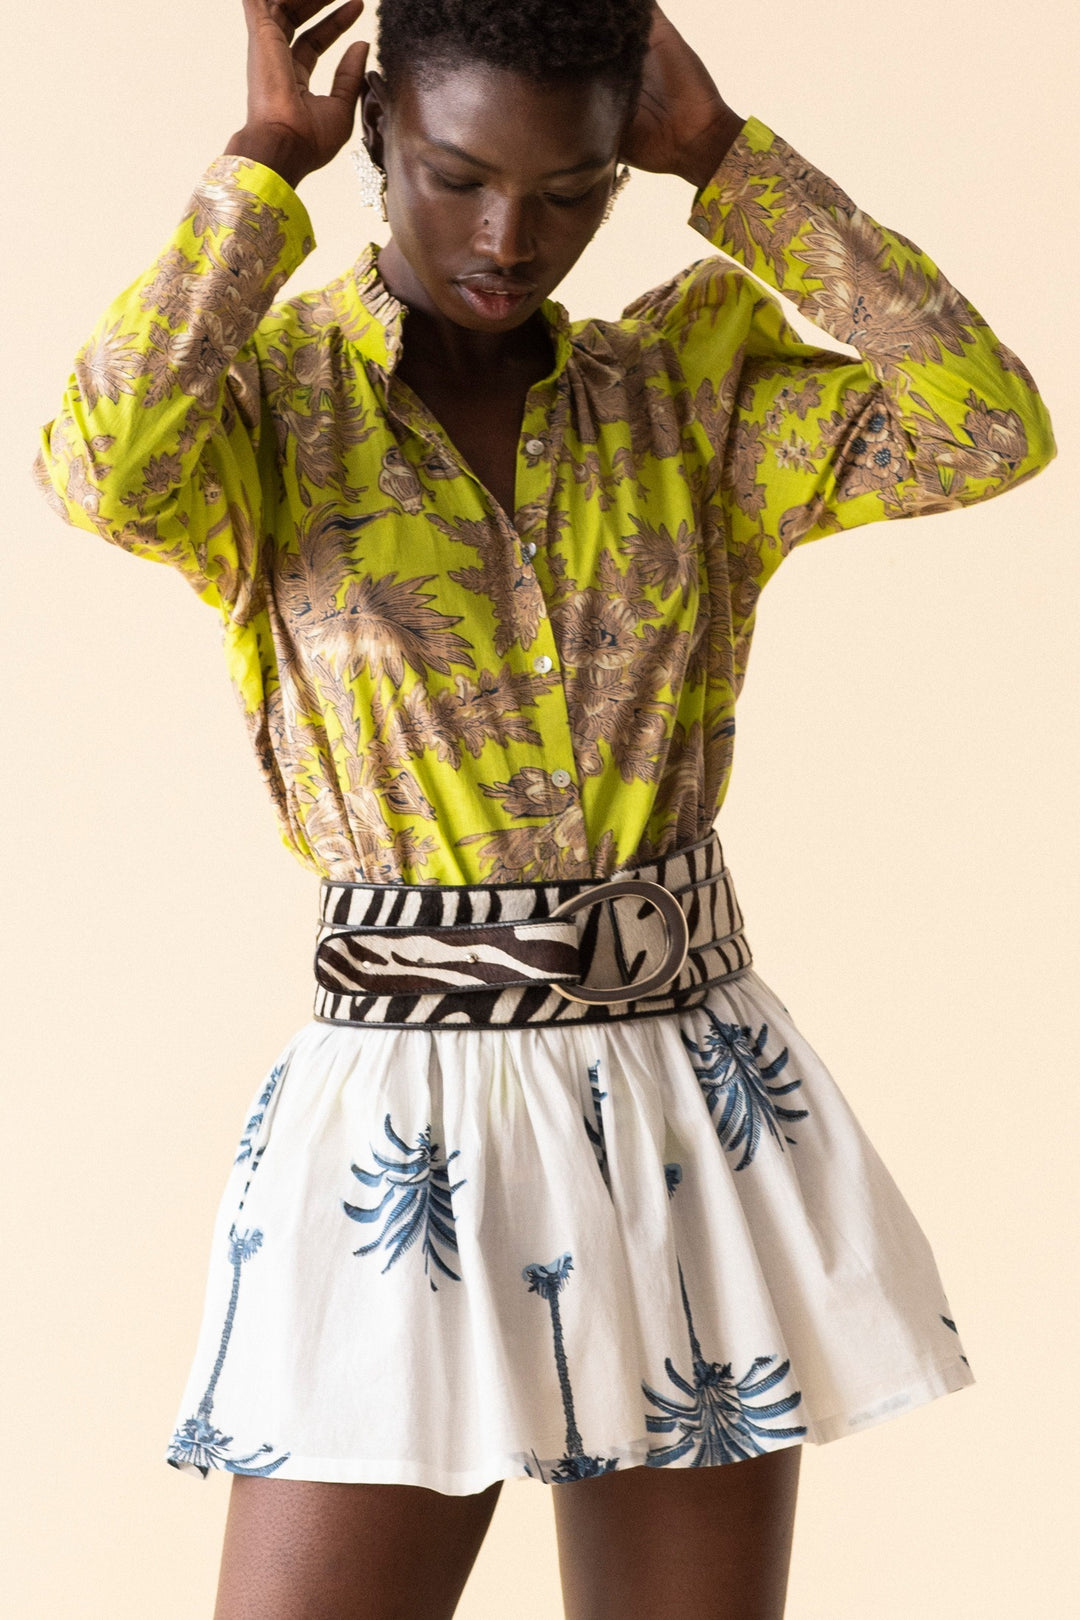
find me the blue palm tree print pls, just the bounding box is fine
[523,1252,619,1482]
[583,1060,610,1190]
[233,1062,284,1169]
[166,1223,291,1477]
[643,1163,806,1465]
[344,1112,466,1290]
[642,1256,807,1466]
[682,1012,809,1170]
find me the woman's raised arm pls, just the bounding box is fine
[620,6,1056,624]
[30,1,367,618]
[678,123,1057,551]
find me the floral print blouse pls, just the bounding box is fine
[33,116,1056,885]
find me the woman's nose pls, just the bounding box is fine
[476,197,536,268]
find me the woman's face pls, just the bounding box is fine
[364,60,627,332]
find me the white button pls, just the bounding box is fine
[524,437,545,455]
[533,654,553,674]
[551,768,572,788]
[523,541,537,559]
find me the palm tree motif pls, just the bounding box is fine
[232,1061,285,1219]
[234,1062,284,1167]
[642,1164,806,1466]
[583,1060,610,1190]
[682,1012,809,1170]
[344,1113,466,1290]
[642,1254,807,1466]
[522,1251,619,1482]
[166,1223,291,1477]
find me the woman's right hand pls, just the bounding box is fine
[224,0,369,188]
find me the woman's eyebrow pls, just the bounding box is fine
[423,136,610,176]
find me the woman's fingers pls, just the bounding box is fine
[265,0,349,44]
[233,0,369,177]
[239,0,306,112]
[291,0,365,80]
[328,38,369,110]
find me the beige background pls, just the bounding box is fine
[3,1,1077,1614]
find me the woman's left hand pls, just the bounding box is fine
[620,4,745,188]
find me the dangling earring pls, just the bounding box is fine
[602,163,631,224]
[350,143,388,222]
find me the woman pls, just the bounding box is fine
[32,0,1055,1615]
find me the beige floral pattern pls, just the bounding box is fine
[33,120,1056,883]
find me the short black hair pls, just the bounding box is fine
[376,0,654,106]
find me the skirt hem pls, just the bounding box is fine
[164,1355,974,1496]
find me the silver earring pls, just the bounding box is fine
[602,163,631,224]
[350,143,388,222]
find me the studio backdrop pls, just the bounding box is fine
[2,1,1077,1615]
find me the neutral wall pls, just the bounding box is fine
[3,2,1077,1615]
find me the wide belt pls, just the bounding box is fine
[311,831,752,1029]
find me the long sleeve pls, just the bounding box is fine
[627,115,1056,598]
[32,154,315,619]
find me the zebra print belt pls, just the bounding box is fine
[312,831,752,1029]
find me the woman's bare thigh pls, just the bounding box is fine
[552,1445,802,1620]
[212,1474,503,1620]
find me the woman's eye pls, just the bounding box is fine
[430,170,596,206]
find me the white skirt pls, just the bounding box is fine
[164,966,973,1494]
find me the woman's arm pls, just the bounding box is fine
[30,0,366,617]
[682,119,1056,547]
[31,162,313,615]
[622,7,1056,582]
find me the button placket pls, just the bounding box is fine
[513,407,556,612]
[510,377,580,802]
[521,583,578,796]
[382,353,581,825]
[518,396,563,580]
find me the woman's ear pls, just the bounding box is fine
[360,69,390,169]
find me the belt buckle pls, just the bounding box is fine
[548,877,690,1004]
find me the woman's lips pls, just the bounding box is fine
[454,278,536,321]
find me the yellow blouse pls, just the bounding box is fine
[33,116,1056,884]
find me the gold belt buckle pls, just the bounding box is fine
[548,877,690,1004]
